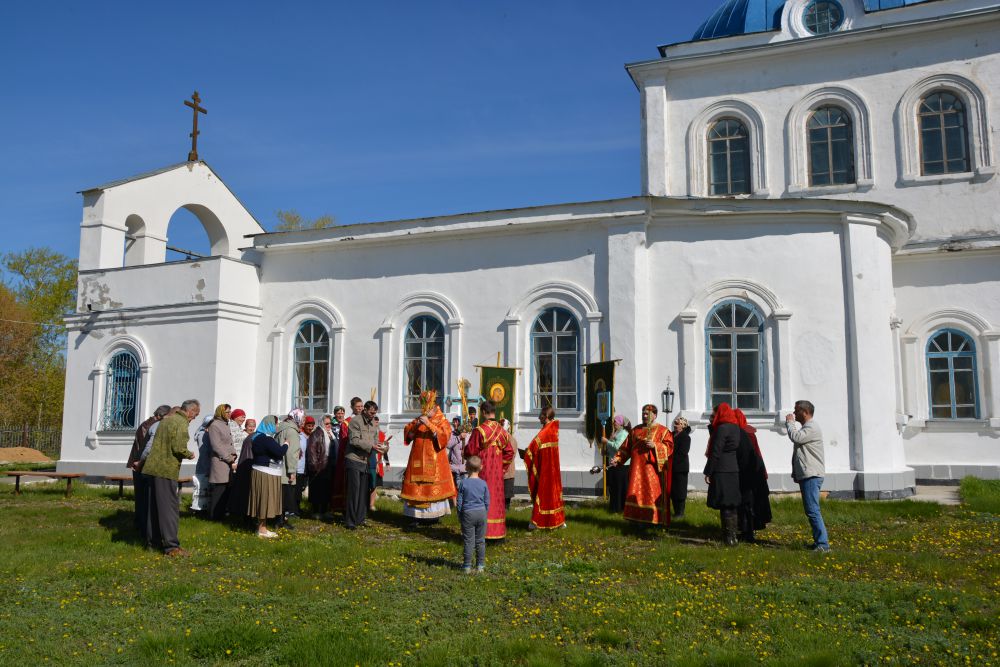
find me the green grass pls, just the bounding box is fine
[960,476,1000,514]
[0,461,57,472]
[0,486,997,666]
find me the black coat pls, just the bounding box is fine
[737,429,772,529]
[703,422,740,475]
[671,427,692,474]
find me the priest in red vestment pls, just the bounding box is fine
[521,406,566,530]
[464,400,515,539]
[610,403,674,526]
[400,390,455,521]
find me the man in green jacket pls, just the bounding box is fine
[145,399,199,555]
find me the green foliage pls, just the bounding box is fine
[0,491,996,666]
[959,476,1000,514]
[273,209,337,232]
[0,248,77,423]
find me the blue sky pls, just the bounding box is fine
[1,2,713,261]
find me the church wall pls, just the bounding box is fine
[892,250,1000,479]
[255,223,610,488]
[645,218,860,489]
[59,316,226,477]
[645,12,1000,242]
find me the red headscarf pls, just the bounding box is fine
[231,408,246,420]
[706,402,740,458]
[711,403,739,428]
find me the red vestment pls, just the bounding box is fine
[523,420,565,529]
[464,420,514,539]
[400,408,455,506]
[614,423,674,526]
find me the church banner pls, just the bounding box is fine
[584,360,616,443]
[479,366,517,424]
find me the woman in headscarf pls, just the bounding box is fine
[704,403,742,546]
[600,415,631,514]
[401,390,455,524]
[670,416,692,520]
[206,404,238,520]
[734,409,772,542]
[191,414,215,514]
[306,413,337,519]
[247,428,288,539]
[228,416,268,519]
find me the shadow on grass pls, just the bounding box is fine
[97,508,146,546]
[370,506,460,543]
[404,552,463,571]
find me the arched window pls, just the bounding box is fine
[293,320,329,413]
[803,1,845,35]
[708,118,751,196]
[707,300,764,411]
[808,106,855,186]
[927,329,980,419]
[919,92,971,175]
[532,307,579,410]
[403,316,444,412]
[101,350,140,431]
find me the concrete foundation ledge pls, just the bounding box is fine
[910,464,1000,482]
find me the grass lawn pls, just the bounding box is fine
[0,481,997,666]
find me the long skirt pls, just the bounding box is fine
[247,469,282,520]
[607,464,629,513]
[707,472,741,509]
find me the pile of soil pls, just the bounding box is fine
[0,447,53,464]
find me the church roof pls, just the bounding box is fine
[692,0,941,42]
[79,161,196,193]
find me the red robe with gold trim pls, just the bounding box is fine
[614,423,674,526]
[464,420,515,539]
[523,420,565,529]
[400,408,455,506]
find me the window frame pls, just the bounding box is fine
[802,0,845,35]
[707,117,752,196]
[925,328,981,420]
[292,319,331,414]
[808,105,855,186]
[402,315,446,413]
[705,299,765,413]
[918,91,972,177]
[530,306,581,411]
[100,349,141,432]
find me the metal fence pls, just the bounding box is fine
[0,424,61,459]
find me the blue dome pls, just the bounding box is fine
[692,0,941,41]
[692,0,786,41]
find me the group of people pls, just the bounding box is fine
[126,390,830,561]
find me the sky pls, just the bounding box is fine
[1,1,714,261]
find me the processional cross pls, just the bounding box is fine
[183,91,208,161]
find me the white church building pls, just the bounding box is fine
[60,0,1000,498]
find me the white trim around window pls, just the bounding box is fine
[687,99,770,198]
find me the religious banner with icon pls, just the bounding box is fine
[478,366,517,424]
[583,360,616,443]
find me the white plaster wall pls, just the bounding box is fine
[256,224,608,479]
[893,250,1000,471]
[638,9,1000,241]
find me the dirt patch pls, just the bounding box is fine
[0,448,53,464]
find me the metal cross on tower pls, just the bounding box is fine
[183,91,208,162]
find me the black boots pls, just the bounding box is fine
[721,509,739,547]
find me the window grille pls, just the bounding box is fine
[808,106,855,186]
[403,316,445,412]
[100,351,140,431]
[293,320,330,413]
[803,1,845,35]
[532,307,580,410]
[707,301,764,411]
[708,118,751,196]
[927,329,980,419]
[919,92,971,175]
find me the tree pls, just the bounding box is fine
[273,209,337,232]
[1,248,78,427]
[0,284,37,417]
